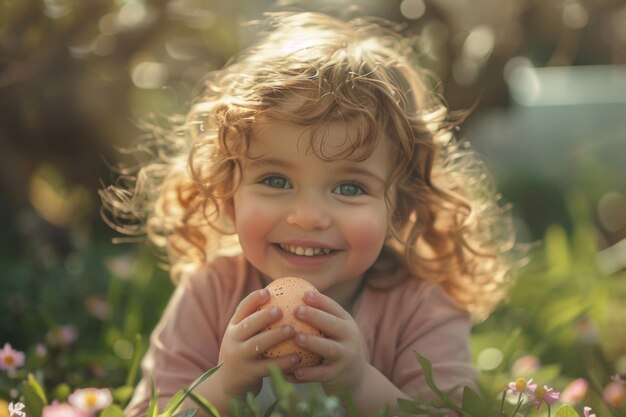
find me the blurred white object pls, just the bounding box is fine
[597,237,626,275]
[506,64,626,106]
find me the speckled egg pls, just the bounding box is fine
[258,276,324,368]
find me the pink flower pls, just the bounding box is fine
[0,343,25,371]
[68,388,112,414]
[603,380,625,408]
[84,296,110,321]
[529,385,560,410]
[511,355,540,376]
[45,325,78,347]
[508,378,537,395]
[561,378,589,405]
[42,401,91,417]
[583,406,596,417]
[104,254,135,279]
[35,343,47,357]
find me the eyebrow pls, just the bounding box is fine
[245,157,296,170]
[335,165,387,185]
[247,157,386,185]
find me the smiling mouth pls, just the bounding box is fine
[278,244,333,257]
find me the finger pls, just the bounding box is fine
[246,324,295,358]
[293,363,336,383]
[294,331,342,361]
[236,305,282,340]
[245,353,301,381]
[303,291,350,319]
[231,289,271,324]
[262,353,302,375]
[294,304,345,338]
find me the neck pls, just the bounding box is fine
[322,275,366,313]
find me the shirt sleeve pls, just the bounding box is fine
[392,281,477,402]
[124,266,224,417]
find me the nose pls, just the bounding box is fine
[285,192,331,231]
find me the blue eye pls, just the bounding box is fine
[332,183,364,196]
[262,175,292,189]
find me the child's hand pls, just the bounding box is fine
[291,291,369,396]
[216,289,301,398]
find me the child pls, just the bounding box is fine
[101,9,519,417]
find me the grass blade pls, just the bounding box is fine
[189,392,221,417]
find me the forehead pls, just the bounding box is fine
[250,115,390,163]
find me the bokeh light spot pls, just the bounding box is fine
[598,191,626,232]
[463,25,495,61]
[113,339,134,360]
[400,0,426,20]
[118,2,148,27]
[477,347,503,371]
[563,0,589,29]
[43,0,71,19]
[131,61,168,89]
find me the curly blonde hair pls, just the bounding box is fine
[100,11,520,321]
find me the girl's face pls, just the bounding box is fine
[231,118,394,307]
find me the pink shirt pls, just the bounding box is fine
[125,254,476,416]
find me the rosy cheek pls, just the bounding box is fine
[236,209,262,236]
[234,202,276,243]
[345,212,388,253]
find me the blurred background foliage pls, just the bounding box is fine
[1,0,625,415]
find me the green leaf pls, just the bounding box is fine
[267,365,294,399]
[226,398,246,417]
[125,334,144,388]
[245,391,260,417]
[189,391,221,417]
[172,409,198,417]
[397,399,448,417]
[21,384,45,417]
[397,398,432,414]
[101,404,127,417]
[159,365,222,417]
[413,351,463,413]
[27,373,48,405]
[554,404,579,417]
[461,386,488,417]
[545,225,571,275]
[19,373,48,417]
[146,377,159,417]
[113,385,136,405]
[160,390,186,417]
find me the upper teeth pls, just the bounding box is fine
[280,244,331,256]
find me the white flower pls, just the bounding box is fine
[68,388,112,414]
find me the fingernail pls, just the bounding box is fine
[295,369,304,379]
[283,325,293,335]
[295,333,306,345]
[259,289,269,298]
[270,307,280,318]
[296,305,306,317]
[291,355,301,364]
[306,291,316,300]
